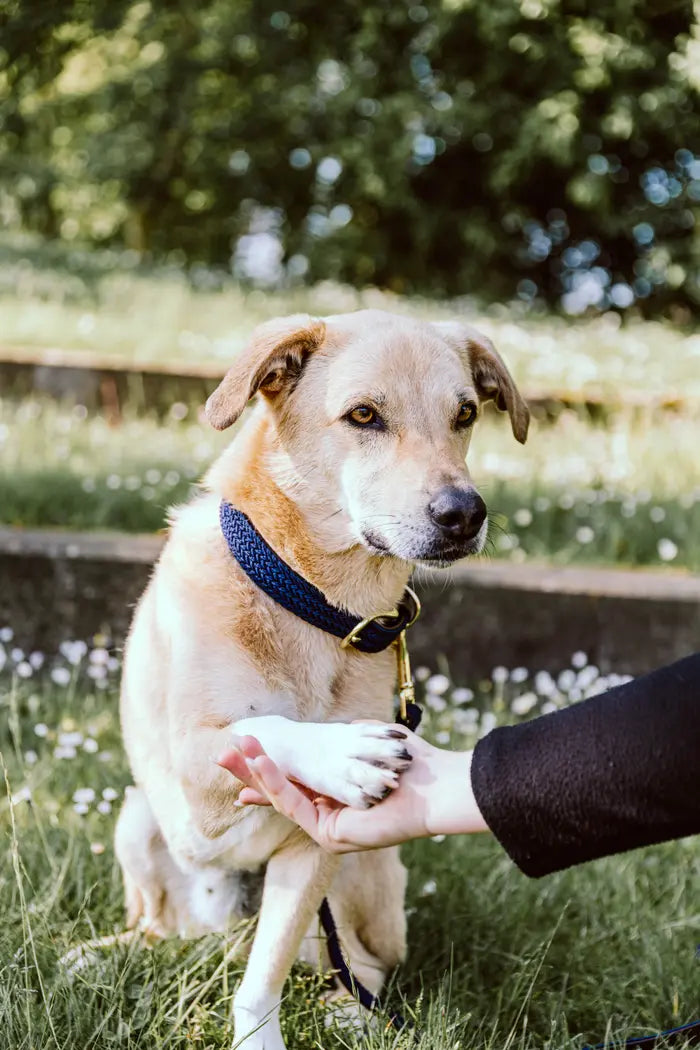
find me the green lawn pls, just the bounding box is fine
[2,237,700,399]
[2,399,699,570]
[1,645,698,1050]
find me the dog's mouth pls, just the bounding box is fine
[413,538,483,568]
[360,528,485,566]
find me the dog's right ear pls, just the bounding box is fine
[205,314,326,430]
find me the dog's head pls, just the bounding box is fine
[206,310,528,567]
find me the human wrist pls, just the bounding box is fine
[423,746,488,837]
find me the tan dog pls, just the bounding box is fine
[115,309,528,1049]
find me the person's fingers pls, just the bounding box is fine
[216,747,254,783]
[246,755,333,838]
[233,735,266,760]
[237,787,272,806]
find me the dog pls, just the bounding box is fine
[114,309,529,1049]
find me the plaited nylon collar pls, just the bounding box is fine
[219,500,417,654]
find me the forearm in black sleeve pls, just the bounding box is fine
[470,652,700,877]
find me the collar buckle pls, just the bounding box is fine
[340,586,421,651]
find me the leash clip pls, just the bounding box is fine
[395,630,415,723]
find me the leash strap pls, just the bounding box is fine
[220,501,418,653]
[585,1019,700,1049]
[318,898,410,1032]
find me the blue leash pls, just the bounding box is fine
[221,501,420,1029]
[585,1018,700,1049]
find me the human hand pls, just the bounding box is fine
[218,727,485,853]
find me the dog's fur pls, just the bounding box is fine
[115,309,528,1049]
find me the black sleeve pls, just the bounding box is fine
[470,652,700,877]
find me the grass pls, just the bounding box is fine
[2,235,700,399]
[2,398,700,570]
[1,641,699,1050]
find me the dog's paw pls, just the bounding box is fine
[229,716,413,810]
[309,723,413,809]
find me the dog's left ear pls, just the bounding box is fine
[433,321,530,444]
[205,314,326,430]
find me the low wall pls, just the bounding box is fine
[2,526,698,677]
[1,345,692,422]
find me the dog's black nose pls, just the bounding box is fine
[429,486,487,541]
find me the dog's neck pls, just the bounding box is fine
[207,411,411,619]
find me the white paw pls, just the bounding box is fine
[231,716,413,810]
[305,723,413,809]
[233,1006,286,1050]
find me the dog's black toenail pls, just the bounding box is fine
[379,785,392,800]
[399,748,412,761]
[370,759,389,769]
[387,729,407,739]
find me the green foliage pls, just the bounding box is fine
[1,1,699,314]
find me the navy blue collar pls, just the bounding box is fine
[219,501,418,654]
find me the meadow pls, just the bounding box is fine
[2,397,699,570]
[2,640,699,1050]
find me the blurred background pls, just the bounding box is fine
[1,0,699,648]
[2,0,700,314]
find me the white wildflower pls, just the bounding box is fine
[59,731,84,748]
[657,538,678,562]
[575,526,595,544]
[97,800,112,815]
[480,711,498,736]
[16,661,33,678]
[649,506,666,523]
[492,666,508,685]
[51,666,71,686]
[83,738,99,753]
[513,508,533,527]
[425,674,450,695]
[54,746,77,759]
[557,669,576,692]
[24,750,38,765]
[0,627,13,643]
[511,692,538,716]
[34,722,49,737]
[510,667,529,683]
[571,651,588,669]
[73,787,96,805]
[102,787,119,802]
[426,693,447,712]
[451,687,474,704]
[419,879,437,897]
[534,670,556,696]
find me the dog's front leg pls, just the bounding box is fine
[234,834,339,1050]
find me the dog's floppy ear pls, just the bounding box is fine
[205,314,326,430]
[433,321,530,444]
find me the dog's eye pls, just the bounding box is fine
[348,405,378,427]
[456,402,477,428]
